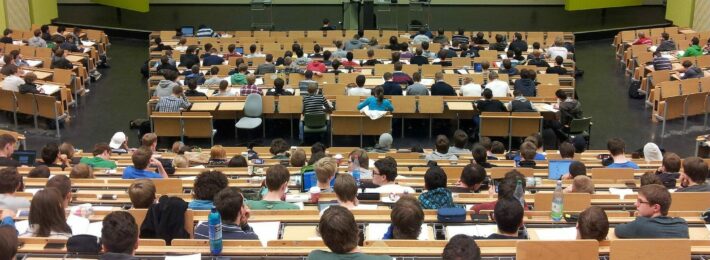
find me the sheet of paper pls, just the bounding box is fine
[706,224,710,232]
[249,221,281,247]
[180,176,197,181]
[39,84,61,95]
[354,204,378,210]
[81,41,96,47]
[534,227,577,240]
[87,222,103,237]
[457,69,469,74]
[26,60,43,67]
[83,48,91,53]
[15,220,29,235]
[420,79,435,85]
[165,254,201,260]
[609,188,634,199]
[67,215,90,235]
[537,103,558,113]
[255,78,264,85]
[24,188,40,195]
[366,223,429,240]
[92,206,114,211]
[445,224,498,239]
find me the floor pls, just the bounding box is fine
[3,36,706,157]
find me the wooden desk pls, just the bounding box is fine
[190,102,219,112]
[446,101,474,129]
[32,71,53,80]
[66,55,85,63]
[330,112,393,147]
[218,102,245,111]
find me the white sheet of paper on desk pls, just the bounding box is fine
[83,48,91,53]
[67,215,90,235]
[367,223,429,240]
[81,41,96,47]
[249,221,281,247]
[15,220,29,235]
[13,41,23,45]
[24,188,40,195]
[457,69,468,75]
[420,79,435,85]
[26,60,42,67]
[538,103,558,112]
[165,254,201,260]
[40,84,61,95]
[609,188,634,199]
[706,224,710,232]
[534,227,577,240]
[354,204,378,210]
[86,222,103,237]
[445,224,498,239]
[383,60,392,64]
[662,54,673,59]
[495,61,502,68]
[677,51,685,56]
[180,176,197,181]
[255,78,264,85]
[432,58,441,63]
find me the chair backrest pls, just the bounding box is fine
[322,83,346,96]
[335,95,360,112]
[660,95,687,120]
[153,178,184,194]
[515,240,598,260]
[390,96,416,113]
[510,112,542,138]
[129,208,195,239]
[278,95,303,114]
[0,89,16,112]
[669,192,710,211]
[150,112,182,137]
[35,94,65,119]
[418,96,444,113]
[182,112,214,138]
[303,113,327,128]
[610,239,690,260]
[15,93,36,115]
[244,94,263,117]
[533,192,591,211]
[590,168,635,181]
[479,112,510,137]
[537,74,559,85]
[568,117,591,133]
[685,92,708,116]
[489,167,534,179]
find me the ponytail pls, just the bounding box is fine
[374,86,384,104]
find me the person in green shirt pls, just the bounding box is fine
[246,164,299,210]
[79,143,117,169]
[308,206,390,260]
[680,37,703,57]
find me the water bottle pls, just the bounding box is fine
[208,207,223,255]
[514,179,525,208]
[551,181,564,222]
[351,155,361,188]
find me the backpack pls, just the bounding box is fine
[628,79,645,99]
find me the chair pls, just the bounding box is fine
[418,96,444,139]
[153,178,184,194]
[303,113,328,144]
[0,89,17,128]
[15,93,38,129]
[35,94,68,138]
[150,112,182,140]
[655,95,687,137]
[590,168,634,181]
[236,94,264,139]
[669,192,710,211]
[610,239,690,260]
[533,193,591,212]
[516,240,598,260]
[182,112,216,146]
[562,117,592,146]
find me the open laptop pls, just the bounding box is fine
[180,26,195,37]
[301,171,337,192]
[11,150,36,166]
[548,159,574,180]
[234,47,244,54]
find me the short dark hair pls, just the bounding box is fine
[93,143,112,156]
[482,88,493,99]
[383,72,393,80]
[569,161,587,177]
[494,198,523,234]
[3,29,12,36]
[460,163,486,188]
[692,36,699,45]
[662,152,681,172]
[374,158,398,182]
[640,172,663,187]
[442,234,481,260]
[639,184,672,215]
[128,179,156,208]
[356,75,366,87]
[269,138,289,156]
[0,168,21,193]
[28,165,51,178]
[497,170,525,199]
[102,211,138,254]
[0,225,17,260]
[0,134,16,150]
[559,142,575,159]
[318,206,358,254]
[265,165,290,191]
[214,187,244,222]
[193,170,228,200]
[471,144,487,164]
[425,167,447,190]
[452,130,468,149]
[391,196,423,239]
[491,141,506,154]
[228,155,248,167]
[131,147,152,170]
[577,206,609,241]
[682,157,708,184]
[606,138,625,156]
[45,175,71,199]
[334,173,358,203]
[435,135,450,154]
[555,89,567,100]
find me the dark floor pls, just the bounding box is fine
[3,36,706,157]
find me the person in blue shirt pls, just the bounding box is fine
[202,48,225,66]
[194,187,259,240]
[122,148,168,179]
[357,86,394,112]
[188,170,229,210]
[605,138,639,169]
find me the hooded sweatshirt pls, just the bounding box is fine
[419,187,455,209]
[344,38,364,51]
[558,98,582,126]
[155,80,178,97]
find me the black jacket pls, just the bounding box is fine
[430,81,456,96]
[140,195,190,245]
[410,55,429,66]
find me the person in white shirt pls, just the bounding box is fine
[547,39,569,60]
[460,76,482,97]
[484,71,509,98]
[347,75,372,96]
[1,64,24,92]
[370,158,415,194]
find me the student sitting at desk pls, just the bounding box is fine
[477,198,528,239]
[563,175,595,194]
[247,165,300,210]
[362,49,383,66]
[0,64,23,92]
[527,50,550,67]
[334,174,359,210]
[508,90,536,112]
[472,144,496,169]
[476,89,507,112]
[680,60,703,79]
[383,195,424,239]
[357,86,394,112]
[196,187,258,240]
[656,32,677,52]
[370,157,415,194]
[680,37,703,57]
[230,64,249,86]
[0,167,29,211]
[155,69,180,97]
[406,72,429,96]
[312,157,338,193]
[448,130,471,154]
[426,135,459,161]
[655,152,681,189]
[28,29,47,48]
[266,78,293,96]
[419,167,455,209]
[239,75,262,96]
[299,70,318,92]
[25,188,73,238]
[0,29,12,44]
[471,170,526,214]
[430,72,456,96]
[577,206,609,241]
[128,179,156,209]
[300,84,333,142]
[18,72,41,95]
[498,59,519,76]
[180,46,200,69]
[156,86,191,112]
[183,78,206,97]
[310,206,391,260]
[269,138,290,159]
[122,147,168,179]
[546,56,568,75]
[677,157,710,192]
[489,34,507,52]
[213,80,235,97]
[455,163,487,193]
[381,72,403,95]
[348,75,372,96]
[605,138,639,169]
[189,170,228,210]
[433,50,453,67]
[614,184,689,238]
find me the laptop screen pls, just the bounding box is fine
[234,47,244,54]
[548,160,573,180]
[180,26,194,37]
[11,150,36,166]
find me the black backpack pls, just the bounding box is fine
[628,79,645,99]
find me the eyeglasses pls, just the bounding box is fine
[637,199,651,205]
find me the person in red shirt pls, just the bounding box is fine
[340,52,359,68]
[632,32,653,46]
[471,170,527,214]
[306,59,326,73]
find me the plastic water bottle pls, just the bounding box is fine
[551,181,564,222]
[208,207,223,255]
[351,155,361,188]
[514,179,525,208]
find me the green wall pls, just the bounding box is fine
[92,0,148,12]
[59,0,665,5]
[30,0,59,25]
[666,0,694,27]
[565,0,643,11]
[0,1,5,30]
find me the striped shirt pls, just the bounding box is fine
[652,56,672,71]
[240,84,262,96]
[303,94,331,114]
[194,222,259,240]
[196,27,216,38]
[156,96,191,112]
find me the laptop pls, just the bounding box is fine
[548,159,574,180]
[180,26,195,37]
[234,47,244,54]
[11,150,36,166]
[301,171,337,192]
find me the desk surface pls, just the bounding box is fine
[446,101,474,111]
[218,102,245,111]
[190,102,220,111]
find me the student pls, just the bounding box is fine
[640,172,663,187]
[362,49,382,66]
[19,72,41,94]
[212,80,235,97]
[255,54,276,75]
[195,187,258,240]
[471,144,495,168]
[122,148,168,179]
[320,18,336,30]
[460,76,483,97]
[546,56,568,75]
[156,55,178,74]
[141,133,158,152]
[456,163,487,193]
[128,179,156,209]
[419,167,455,209]
[488,34,506,51]
[202,48,225,66]
[433,50,452,67]
[28,165,51,178]
[410,48,429,66]
[228,155,248,167]
[357,86,394,112]
[484,71,509,98]
[348,149,372,179]
[300,83,333,141]
[239,74,262,96]
[443,234,482,260]
[0,29,12,44]
[564,175,594,194]
[269,138,290,159]
[381,72,402,96]
[0,225,18,259]
[680,60,703,79]
[677,157,710,192]
[680,37,703,57]
[516,142,539,168]
[333,174,359,209]
[405,72,429,96]
[527,50,550,67]
[27,188,72,237]
[0,64,23,92]
[508,90,536,112]
[247,165,299,210]
[156,86,191,112]
[311,157,337,192]
[299,70,318,92]
[605,138,639,169]
[576,206,609,241]
[475,89,507,112]
[208,145,228,166]
[45,175,72,208]
[509,32,528,52]
[561,161,587,180]
[655,152,681,189]
[425,135,458,161]
[391,62,413,85]
[70,163,94,178]
[449,130,471,154]
[471,170,525,214]
[230,64,249,86]
[39,143,67,168]
[79,143,116,169]
[652,51,672,71]
[180,46,200,71]
[155,69,180,97]
[475,198,526,239]
[614,184,689,238]
[196,24,218,37]
[370,158,415,194]
[412,28,431,45]
[547,39,569,59]
[183,78,206,97]
[266,78,293,96]
[189,170,229,210]
[430,72,456,96]
[0,168,30,211]
[203,66,223,86]
[384,196,424,239]
[101,211,139,259]
[309,206,390,260]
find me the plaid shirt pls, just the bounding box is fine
[418,187,455,209]
[240,84,262,96]
[156,95,191,112]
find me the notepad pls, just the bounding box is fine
[445,224,498,239]
[67,215,103,237]
[534,227,577,240]
[26,60,43,67]
[81,41,96,47]
[366,223,429,240]
[420,79,435,85]
[457,69,469,74]
[39,84,61,95]
[15,220,29,235]
[249,221,281,247]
